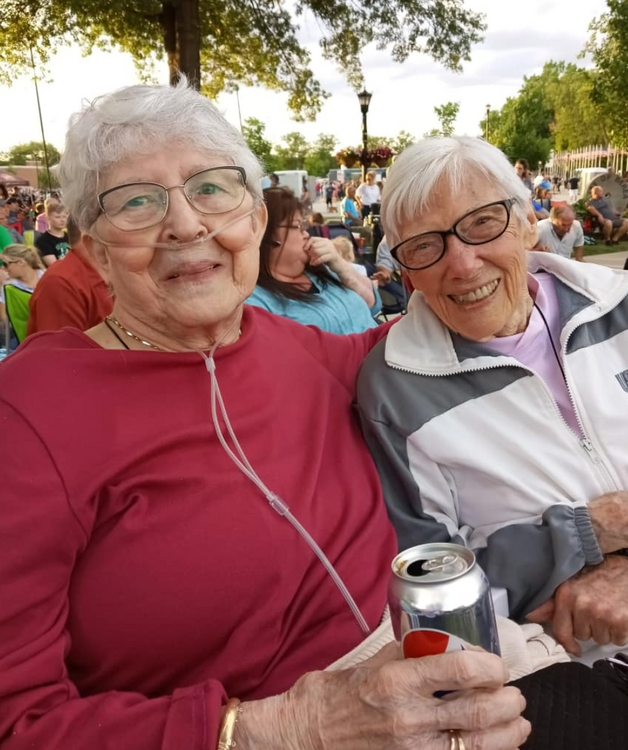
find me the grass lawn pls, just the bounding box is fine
[583,240,628,257]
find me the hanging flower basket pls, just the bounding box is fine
[368,147,394,168]
[336,148,361,168]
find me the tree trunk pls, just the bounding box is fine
[161,1,179,86]
[176,0,201,89]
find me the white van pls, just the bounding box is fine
[261,170,308,196]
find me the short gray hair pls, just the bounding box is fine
[58,77,263,231]
[381,137,531,247]
[550,204,575,221]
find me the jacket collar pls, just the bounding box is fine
[385,252,628,375]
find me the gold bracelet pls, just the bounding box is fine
[217,698,242,750]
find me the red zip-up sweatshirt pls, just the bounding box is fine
[0,306,396,750]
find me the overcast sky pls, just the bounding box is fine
[0,0,610,156]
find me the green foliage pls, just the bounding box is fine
[37,168,60,190]
[303,133,338,177]
[424,102,459,138]
[6,141,61,166]
[391,130,415,155]
[585,0,628,149]
[274,132,310,170]
[479,61,609,164]
[241,118,279,173]
[0,0,486,122]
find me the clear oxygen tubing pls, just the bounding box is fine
[89,208,257,249]
[198,335,371,635]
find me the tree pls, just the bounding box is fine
[0,0,486,121]
[391,130,415,155]
[274,132,310,170]
[6,141,61,166]
[241,118,278,173]
[585,0,628,148]
[479,61,609,165]
[304,134,338,177]
[424,102,459,138]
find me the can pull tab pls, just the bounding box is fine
[422,554,458,572]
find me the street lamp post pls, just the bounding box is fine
[485,104,490,142]
[358,89,372,182]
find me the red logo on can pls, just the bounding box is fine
[402,628,467,658]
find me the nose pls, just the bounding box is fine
[161,186,208,243]
[444,234,484,278]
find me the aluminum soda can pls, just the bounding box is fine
[388,542,500,658]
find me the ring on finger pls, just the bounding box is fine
[448,729,466,750]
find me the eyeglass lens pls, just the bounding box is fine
[396,203,509,270]
[100,168,246,230]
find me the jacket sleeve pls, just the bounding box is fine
[357,411,603,620]
[0,399,226,750]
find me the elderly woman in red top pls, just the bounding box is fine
[0,80,529,750]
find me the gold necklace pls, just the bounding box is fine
[105,315,243,352]
[105,316,166,352]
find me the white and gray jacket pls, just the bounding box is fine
[357,253,628,619]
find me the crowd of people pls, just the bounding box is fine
[1,77,628,750]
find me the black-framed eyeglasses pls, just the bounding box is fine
[277,219,308,232]
[390,199,516,271]
[97,166,247,232]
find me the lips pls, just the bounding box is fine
[448,279,500,305]
[166,260,221,280]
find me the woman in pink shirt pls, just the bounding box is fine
[0,82,528,750]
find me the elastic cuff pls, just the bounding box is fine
[574,506,604,565]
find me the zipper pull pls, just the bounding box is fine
[582,438,601,463]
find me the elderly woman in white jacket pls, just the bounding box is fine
[357,136,628,657]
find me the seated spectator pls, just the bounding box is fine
[35,202,70,265]
[331,235,368,277]
[371,235,407,313]
[534,186,552,213]
[534,206,584,261]
[0,199,24,244]
[247,187,380,333]
[587,185,628,245]
[308,212,325,227]
[340,185,363,227]
[358,135,628,657]
[0,244,45,350]
[0,242,44,313]
[27,217,113,335]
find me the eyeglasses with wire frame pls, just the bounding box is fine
[97,166,248,232]
[390,199,516,271]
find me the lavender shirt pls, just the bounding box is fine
[484,273,582,436]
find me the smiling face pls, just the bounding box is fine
[402,178,536,342]
[85,148,267,338]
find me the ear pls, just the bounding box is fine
[522,203,538,250]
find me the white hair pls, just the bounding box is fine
[58,77,263,231]
[381,137,531,247]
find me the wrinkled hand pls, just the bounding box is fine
[589,491,628,553]
[306,236,342,270]
[238,644,530,750]
[527,555,628,655]
[372,269,392,284]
